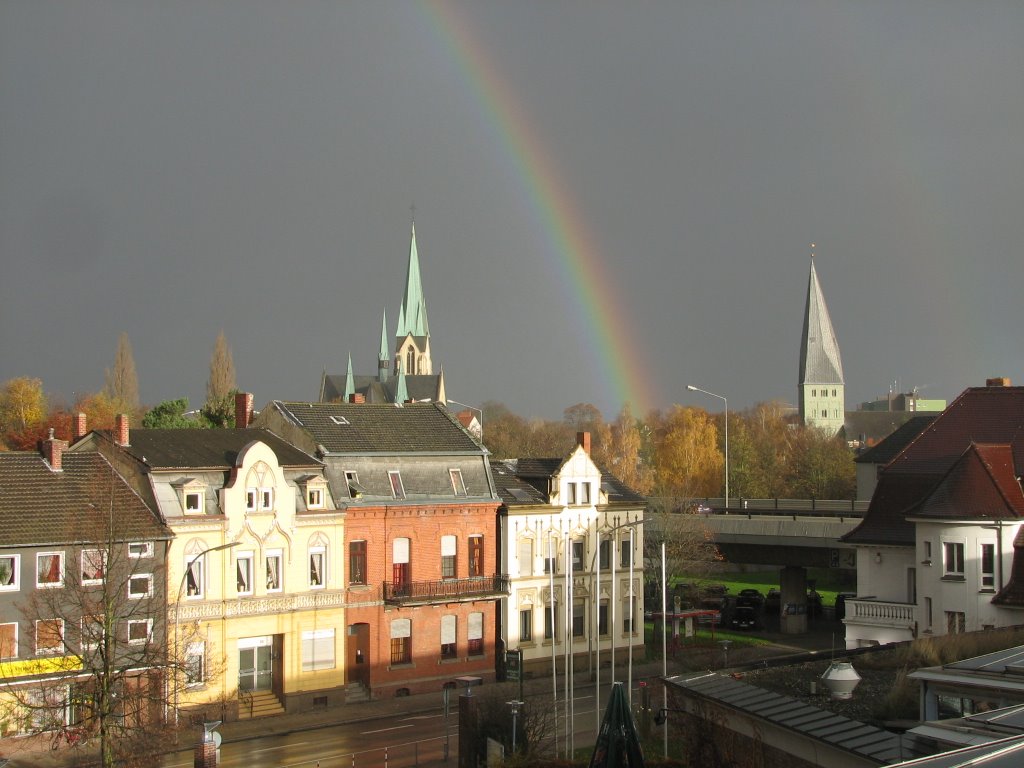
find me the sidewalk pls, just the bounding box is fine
[7,620,844,767]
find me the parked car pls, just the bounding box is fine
[807,589,823,619]
[765,588,781,612]
[699,584,729,610]
[730,605,760,630]
[736,589,765,608]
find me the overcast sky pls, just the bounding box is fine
[2,1,1022,421]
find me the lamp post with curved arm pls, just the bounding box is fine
[173,541,238,728]
[687,384,729,510]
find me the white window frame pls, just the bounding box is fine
[35,618,64,654]
[943,541,965,578]
[184,554,205,599]
[184,490,204,515]
[309,546,326,589]
[81,549,106,586]
[389,471,406,499]
[128,573,153,599]
[0,554,20,592]
[127,619,152,645]
[0,622,18,659]
[265,550,283,593]
[246,488,258,511]
[128,542,153,559]
[236,552,254,596]
[36,552,64,589]
[566,482,577,505]
[307,487,324,509]
[449,468,466,496]
[980,542,996,589]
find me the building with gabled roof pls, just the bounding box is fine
[71,406,344,721]
[253,400,504,699]
[491,433,647,679]
[841,379,1024,649]
[320,223,446,406]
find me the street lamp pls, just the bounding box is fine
[173,541,239,727]
[686,384,729,510]
[507,699,523,754]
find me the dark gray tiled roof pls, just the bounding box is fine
[322,373,443,405]
[855,415,937,465]
[112,428,321,470]
[0,452,170,547]
[494,458,647,507]
[269,401,482,454]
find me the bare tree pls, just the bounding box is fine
[104,333,140,412]
[643,496,723,612]
[1,461,180,767]
[204,331,236,427]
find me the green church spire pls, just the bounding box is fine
[396,223,429,338]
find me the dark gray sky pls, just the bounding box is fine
[2,2,1022,421]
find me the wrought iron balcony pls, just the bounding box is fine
[383,574,510,605]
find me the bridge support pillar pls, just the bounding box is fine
[780,566,808,635]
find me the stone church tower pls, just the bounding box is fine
[799,250,845,434]
[394,222,432,377]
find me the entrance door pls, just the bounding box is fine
[239,645,273,692]
[347,623,371,689]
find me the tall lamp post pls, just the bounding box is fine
[686,384,729,510]
[173,541,238,727]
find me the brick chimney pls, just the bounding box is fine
[42,429,68,471]
[234,392,254,429]
[194,736,217,768]
[987,377,1012,387]
[349,393,365,404]
[114,414,130,447]
[73,412,88,440]
[577,431,591,454]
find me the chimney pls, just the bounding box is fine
[987,377,1012,388]
[73,412,88,440]
[114,414,130,447]
[577,431,591,454]
[349,393,365,404]
[235,392,254,429]
[42,429,68,471]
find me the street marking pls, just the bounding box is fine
[362,723,414,734]
[401,713,443,721]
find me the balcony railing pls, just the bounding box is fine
[383,574,510,605]
[843,597,916,626]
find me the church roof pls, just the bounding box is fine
[321,372,444,404]
[799,258,844,386]
[395,223,429,338]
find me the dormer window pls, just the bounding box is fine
[389,471,406,500]
[176,479,207,516]
[302,477,329,510]
[566,482,578,505]
[449,469,467,496]
[345,471,363,499]
[580,482,591,505]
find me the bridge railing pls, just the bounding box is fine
[653,497,869,518]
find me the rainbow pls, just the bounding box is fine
[422,2,661,417]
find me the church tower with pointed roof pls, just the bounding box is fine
[799,247,845,434]
[394,223,432,377]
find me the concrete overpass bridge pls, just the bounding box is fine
[647,498,868,634]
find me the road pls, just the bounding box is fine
[161,692,605,768]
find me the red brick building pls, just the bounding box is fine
[255,401,505,699]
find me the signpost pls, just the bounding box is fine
[505,649,523,701]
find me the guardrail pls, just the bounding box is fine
[383,574,510,605]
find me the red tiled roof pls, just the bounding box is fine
[911,444,1024,522]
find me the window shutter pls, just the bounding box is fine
[441,615,456,644]
[468,612,483,640]
[441,536,457,557]
[390,618,411,639]
[393,538,410,565]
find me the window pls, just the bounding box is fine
[0,623,17,659]
[302,628,335,672]
[309,547,326,588]
[36,552,64,588]
[185,642,205,686]
[469,535,484,577]
[544,604,558,641]
[572,541,585,572]
[245,489,257,511]
[946,611,966,634]
[349,541,367,586]
[519,609,533,642]
[572,603,585,638]
[81,615,102,651]
[307,488,324,509]
[345,471,360,499]
[127,619,152,645]
[944,542,965,578]
[620,539,633,568]
[923,541,932,563]
[468,612,484,656]
[184,491,203,514]
[236,553,254,595]
[128,574,153,599]
[265,551,282,592]
[440,615,457,660]
[518,539,534,577]
[566,482,577,505]
[390,619,411,665]
[599,540,611,570]
[81,550,105,585]
[36,619,63,654]
[450,469,466,496]
[981,543,996,589]
[260,488,274,510]
[832,389,837,397]
[599,603,609,635]
[128,542,153,559]
[185,554,204,598]
[392,538,410,589]
[441,535,457,579]
[0,554,20,591]
[581,482,591,505]
[543,553,557,574]
[389,471,406,499]
[924,597,933,628]
[812,389,816,397]
[623,597,636,634]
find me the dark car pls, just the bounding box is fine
[730,605,760,630]
[765,588,781,612]
[736,589,765,608]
